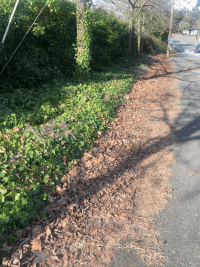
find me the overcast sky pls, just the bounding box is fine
[92,0,199,12]
[93,0,199,10]
[175,0,198,10]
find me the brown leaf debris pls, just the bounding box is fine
[3,55,180,267]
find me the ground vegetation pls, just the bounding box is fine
[0,0,170,263]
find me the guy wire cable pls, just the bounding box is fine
[0,0,50,77]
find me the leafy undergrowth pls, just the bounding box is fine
[0,55,150,253]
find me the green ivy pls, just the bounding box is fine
[0,0,151,257]
[0,53,146,244]
[74,4,92,81]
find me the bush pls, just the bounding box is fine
[0,0,76,94]
[141,35,167,54]
[90,9,131,69]
[0,2,134,93]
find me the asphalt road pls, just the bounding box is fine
[110,36,200,266]
[156,37,200,267]
[171,34,200,53]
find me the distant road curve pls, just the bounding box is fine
[171,34,200,53]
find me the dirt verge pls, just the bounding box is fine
[1,54,180,267]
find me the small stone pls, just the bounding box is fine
[12,257,19,264]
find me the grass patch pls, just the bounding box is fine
[0,54,150,252]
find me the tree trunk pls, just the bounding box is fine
[137,0,141,54]
[128,0,134,54]
[141,12,145,52]
[128,18,133,54]
[76,0,86,64]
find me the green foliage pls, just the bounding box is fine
[0,0,76,93]
[0,53,150,243]
[74,4,92,81]
[151,36,167,53]
[172,10,184,33]
[179,22,191,32]
[90,9,130,69]
[143,9,169,37]
[142,35,167,54]
[8,234,20,243]
[181,7,200,30]
[0,1,131,94]
[0,0,152,253]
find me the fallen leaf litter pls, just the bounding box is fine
[1,54,180,267]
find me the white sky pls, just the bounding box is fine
[175,0,198,10]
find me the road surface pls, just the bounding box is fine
[110,35,200,266]
[171,34,200,54]
[156,35,200,267]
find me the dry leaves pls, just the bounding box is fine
[31,239,42,252]
[32,225,43,236]
[1,243,13,251]
[13,126,20,132]
[8,154,23,164]
[183,170,197,176]
[57,197,68,206]
[45,226,51,241]
[4,55,180,267]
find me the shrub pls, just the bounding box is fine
[90,9,130,69]
[0,0,76,94]
[0,2,133,93]
[141,35,167,54]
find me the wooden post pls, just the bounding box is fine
[167,0,175,57]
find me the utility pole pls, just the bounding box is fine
[2,0,20,43]
[167,0,175,57]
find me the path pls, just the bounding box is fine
[157,51,200,266]
[29,55,179,267]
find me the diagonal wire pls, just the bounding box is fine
[0,0,50,77]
